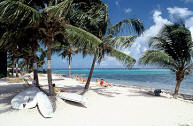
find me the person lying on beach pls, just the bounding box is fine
[79,77,87,83]
[23,75,33,85]
[53,84,68,94]
[73,74,79,80]
[57,74,63,78]
[100,79,112,87]
[96,78,100,83]
[23,75,33,81]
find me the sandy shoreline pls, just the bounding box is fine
[0,74,193,126]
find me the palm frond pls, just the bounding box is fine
[45,0,71,19]
[185,63,193,71]
[0,31,20,50]
[64,24,102,54]
[149,37,165,49]
[67,1,108,37]
[106,35,136,48]
[139,50,175,68]
[150,24,193,62]
[190,49,193,57]
[107,48,136,68]
[107,18,144,36]
[0,0,41,24]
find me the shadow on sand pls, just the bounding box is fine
[0,83,27,114]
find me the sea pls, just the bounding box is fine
[52,68,193,95]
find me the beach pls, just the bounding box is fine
[0,74,193,126]
[53,68,193,95]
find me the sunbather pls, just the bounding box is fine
[100,79,112,87]
[73,74,79,80]
[53,84,68,95]
[79,77,87,82]
[96,78,100,83]
[23,74,33,81]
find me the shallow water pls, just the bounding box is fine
[52,68,193,95]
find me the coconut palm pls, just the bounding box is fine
[19,47,47,73]
[0,51,7,78]
[0,21,8,78]
[0,0,110,95]
[84,18,145,90]
[0,24,43,85]
[53,40,79,78]
[66,0,144,90]
[6,46,22,77]
[139,23,193,98]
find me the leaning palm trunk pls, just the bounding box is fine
[32,45,39,87]
[0,51,7,78]
[11,58,14,76]
[85,54,97,90]
[46,36,54,95]
[68,55,71,78]
[173,71,184,98]
[16,59,19,77]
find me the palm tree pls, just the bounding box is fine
[19,47,47,74]
[53,41,79,78]
[7,47,21,77]
[0,24,42,85]
[0,21,8,78]
[139,23,193,98]
[84,18,145,90]
[0,51,7,78]
[65,1,144,90]
[0,0,111,95]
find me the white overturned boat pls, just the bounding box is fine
[57,92,87,106]
[11,87,40,109]
[37,92,54,118]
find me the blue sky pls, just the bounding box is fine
[48,0,193,69]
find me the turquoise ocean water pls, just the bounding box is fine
[52,68,193,95]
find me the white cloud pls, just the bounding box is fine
[181,0,193,3]
[185,17,193,27]
[189,27,193,38]
[167,7,193,18]
[185,17,193,38]
[100,10,171,68]
[167,7,193,38]
[125,8,132,14]
[115,1,119,6]
[126,11,171,62]
[96,57,123,68]
[100,8,193,68]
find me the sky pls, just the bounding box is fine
[48,0,193,69]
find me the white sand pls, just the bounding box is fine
[0,74,193,126]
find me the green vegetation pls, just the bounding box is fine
[0,0,192,100]
[0,0,144,94]
[84,18,144,90]
[179,124,190,126]
[139,23,193,98]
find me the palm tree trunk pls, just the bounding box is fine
[11,58,14,76]
[85,54,97,90]
[173,79,182,98]
[32,46,39,87]
[47,37,54,95]
[16,59,19,77]
[173,71,184,98]
[68,55,71,78]
[0,51,7,78]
